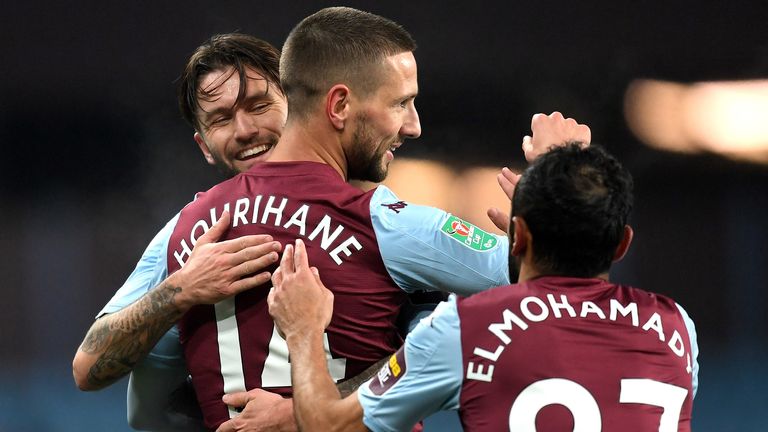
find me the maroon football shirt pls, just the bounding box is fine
[167,162,407,429]
[457,276,694,431]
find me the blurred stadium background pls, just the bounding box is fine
[1,1,766,430]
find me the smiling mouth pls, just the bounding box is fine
[237,143,273,160]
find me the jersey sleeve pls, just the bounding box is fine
[96,213,179,317]
[358,297,463,432]
[127,327,206,431]
[370,186,510,295]
[676,303,700,397]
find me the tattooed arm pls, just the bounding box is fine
[73,279,186,390]
[72,212,281,391]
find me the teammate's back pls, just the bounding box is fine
[168,161,407,427]
[458,276,695,431]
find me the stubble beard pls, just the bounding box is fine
[347,114,393,183]
[208,132,280,179]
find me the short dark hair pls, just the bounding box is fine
[280,7,416,119]
[512,143,634,277]
[178,33,282,130]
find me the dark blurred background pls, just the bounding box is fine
[1,1,766,430]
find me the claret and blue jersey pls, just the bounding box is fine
[358,277,699,432]
[100,161,509,429]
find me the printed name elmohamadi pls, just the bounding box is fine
[467,294,694,383]
[173,194,363,267]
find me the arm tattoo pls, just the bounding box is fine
[80,282,183,388]
[336,356,389,397]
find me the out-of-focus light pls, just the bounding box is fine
[624,79,768,164]
[453,167,511,234]
[684,81,768,157]
[624,80,691,153]
[381,158,456,210]
[359,158,514,234]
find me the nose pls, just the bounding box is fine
[233,110,259,142]
[401,104,421,139]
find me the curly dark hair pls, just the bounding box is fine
[177,33,283,131]
[512,143,634,277]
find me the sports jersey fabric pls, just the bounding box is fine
[358,277,699,432]
[103,161,509,428]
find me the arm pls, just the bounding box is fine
[268,240,463,432]
[268,240,367,432]
[72,211,281,390]
[215,353,388,432]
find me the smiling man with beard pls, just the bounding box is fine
[74,8,591,432]
[156,6,593,429]
[158,7,518,430]
[73,33,288,430]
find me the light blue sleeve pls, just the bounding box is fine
[127,327,206,431]
[676,303,700,398]
[370,186,510,296]
[97,213,179,317]
[358,297,463,432]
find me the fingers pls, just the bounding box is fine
[222,390,252,408]
[522,135,533,157]
[280,243,295,277]
[215,420,235,432]
[230,243,281,275]
[230,271,273,294]
[271,267,283,288]
[497,167,520,199]
[530,112,544,130]
[196,211,231,245]
[578,124,592,145]
[293,239,309,272]
[219,233,278,253]
[310,266,322,283]
[487,207,510,233]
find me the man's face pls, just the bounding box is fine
[347,52,421,183]
[194,66,288,177]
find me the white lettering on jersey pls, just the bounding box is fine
[467,295,691,382]
[173,195,363,267]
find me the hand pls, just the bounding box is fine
[522,111,591,162]
[217,389,296,432]
[268,239,334,341]
[486,167,521,233]
[172,211,282,311]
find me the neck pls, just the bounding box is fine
[268,116,348,180]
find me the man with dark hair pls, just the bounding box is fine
[178,34,284,178]
[72,33,288,430]
[268,143,699,431]
[158,7,591,430]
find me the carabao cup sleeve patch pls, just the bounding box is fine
[440,215,499,251]
[368,349,407,396]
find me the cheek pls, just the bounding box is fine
[259,111,288,132]
[205,129,233,154]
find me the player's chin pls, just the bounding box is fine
[233,158,263,174]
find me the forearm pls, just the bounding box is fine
[288,333,366,432]
[337,356,387,397]
[73,277,185,390]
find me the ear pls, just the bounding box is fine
[612,225,634,262]
[194,132,216,166]
[511,216,531,257]
[326,84,351,130]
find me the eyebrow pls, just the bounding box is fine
[200,91,274,123]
